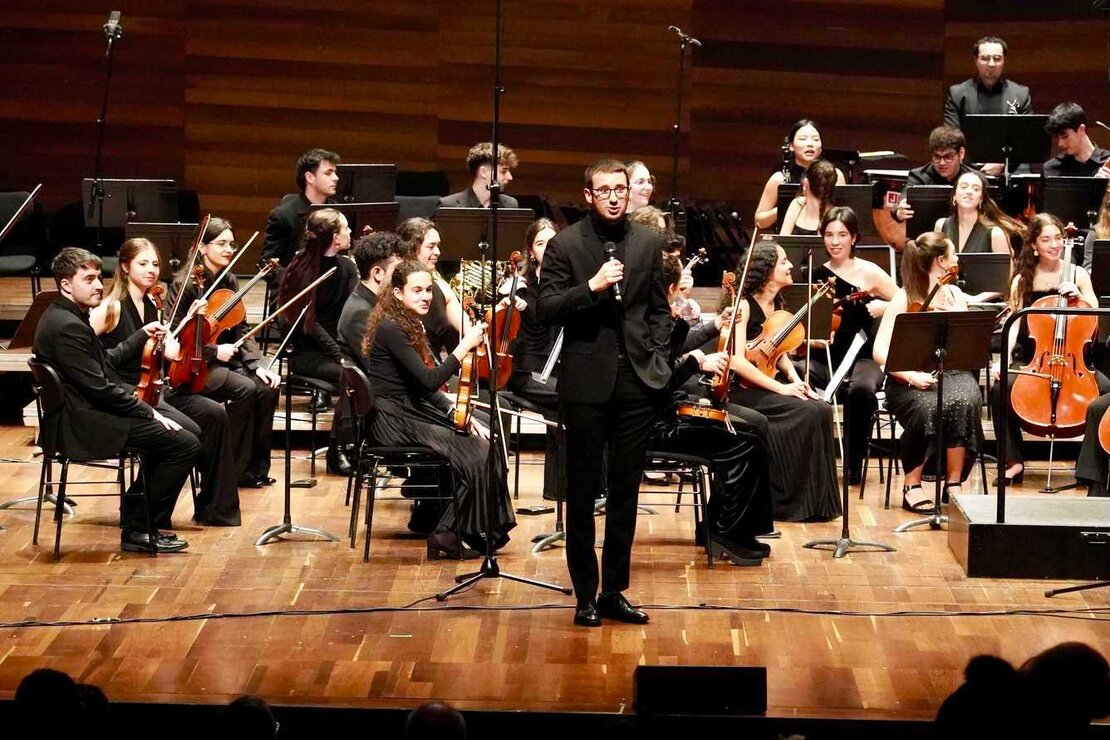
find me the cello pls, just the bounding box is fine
[1010,223,1098,438]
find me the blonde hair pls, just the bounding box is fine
[102,238,159,334]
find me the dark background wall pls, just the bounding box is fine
[1,0,1106,244]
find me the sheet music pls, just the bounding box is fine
[822,330,867,403]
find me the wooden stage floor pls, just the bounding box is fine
[0,425,1105,722]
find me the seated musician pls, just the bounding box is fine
[648,254,774,565]
[803,206,897,486]
[91,238,243,526]
[439,142,519,209]
[276,208,358,475]
[1042,102,1110,178]
[168,217,282,489]
[873,232,984,512]
[397,217,472,357]
[933,170,1023,258]
[991,213,1108,486]
[891,126,977,225]
[1075,387,1110,497]
[780,159,837,236]
[1083,183,1110,273]
[261,148,340,267]
[726,239,841,522]
[625,161,656,213]
[361,260,515,558]
[754,119,846,230]
[34,248,200,553]
[338,231,405,371]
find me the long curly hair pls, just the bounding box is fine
[901,231,952,305]
[276,208,343,331]
[730,240,784,314]
[362,260,435,363]
[103,237,159,333]
[1009,213,1066,310]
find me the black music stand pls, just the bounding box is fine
[309,201,399,235]
[124,222,198,272]
[81,178,178,229]
[1043,177,1107,231]
[887,311,995,532]
[781,284,833,340]
[958,253,1012,298]
[962,114,1051,187]
[336,163,397,203]
[776,235,822,284]
[775,183,801,232]
[905,185,954,239]
[434,207,534,262]
[823,148,861,182]
[833,183,880,240]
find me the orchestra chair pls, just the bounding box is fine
[640,450,714,568]
[27,358,158,559]
[0,191,44,295]
[282,363,339,478]
[860,388,900,509]
[496,390,556,500]
[339,364,458,561]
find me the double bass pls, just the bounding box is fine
[1010,224,1098,438]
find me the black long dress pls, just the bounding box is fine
[1075,391,1110,496]
[648,318,774,546]
[729,300,841,522]
[366,319,515,545]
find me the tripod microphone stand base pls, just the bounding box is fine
[435,555,573,601]
[894,512,948,532]
[255,521,338,546]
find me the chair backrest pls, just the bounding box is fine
[27,357,66,417]
[339,362,375,418]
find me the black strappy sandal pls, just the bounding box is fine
[901,484,933,513]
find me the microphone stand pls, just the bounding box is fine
[435,0,571,601]
[89,14,123,254]
[665,27,696,226]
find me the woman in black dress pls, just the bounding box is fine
[780,158,838,236]
[803,206,897,485]
[726,240,841,522]
[933,170,1021,256]
[276,207,357,474]
[649,254,774,564]
[362,260,515,557]
[873,232,983,511]
[753,119,846,230]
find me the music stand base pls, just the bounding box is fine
[1045,581,1110,598]
[255,521,339,546]
[894,513,948,532]
[803,537,896,559]
[531,527,565,553]
[1039,480,1079,494]
[0,494,75,515]
[435,555,572,601]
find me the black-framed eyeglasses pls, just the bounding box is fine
[591,186,629,199]
[206,239,238,250]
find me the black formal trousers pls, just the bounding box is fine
[118,417,201,531]
[162,390,242,525]
[1075,392,1110,496]
[562,361,661,601]
[205,365,278,479]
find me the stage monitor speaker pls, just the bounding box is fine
[633,665,767,715]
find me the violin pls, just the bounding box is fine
[676,400,730,425]
[167,266,210,393]
[742,279,836,385]
[684,247,708,272]
[830,288,873,333]
[709,231,756,404]
[908,265,960,313]
[452,295,483,434]
[201,258,280,346]
[135,284,167,405]
[477,251,523,389]
[1010,223,1097,438]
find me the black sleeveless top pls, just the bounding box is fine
[791,224,818,237]
[815,264,876,367]
[100,294,157,385]
[941,216,993,254]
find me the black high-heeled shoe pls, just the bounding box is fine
[426,533,480,560]
[707,536,764,566]
[991,467,1025,487]
[902,484,933,513]
[942,482,962,504]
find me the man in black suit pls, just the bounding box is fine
[538,159,671,627]
[32,248,200,553]
[891,126,977,224]
[944,36,1031,176]
[338,231,404,369]
[1043,102,1110,178]
[438,142,520,209]
[261,148,341,266]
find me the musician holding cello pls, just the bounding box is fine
[725,239,841,523]
[873,232,983,513]
[91,237,243,526]
[990,213,1107,486]
[168,217,282,490]
[360,260,513,560]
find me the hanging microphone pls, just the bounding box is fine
[104,11,123,45]
[603,242,623,304]
[668,25,702,47]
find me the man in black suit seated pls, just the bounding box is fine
[338,231,405,370]
[891,125,977,224]
[438,142,519,209]
[944,36,1031,176]
[261,148,341,267]
[32,248,200,553]
[1043,102,1110,178]
[538,159,671,627]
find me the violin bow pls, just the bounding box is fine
[197,230,258,302]
[233,265,339,349]
[265,304,310,373]
[165,213,211,327]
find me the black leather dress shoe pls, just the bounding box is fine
[311,391,332,413]
[121,530,189,553]
[326,445,352,476]
[574,601,601,627]
[597,591,649,624]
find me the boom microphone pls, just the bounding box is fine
[668,25,702,47]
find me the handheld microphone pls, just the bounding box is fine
[667,25,702,47]
[603,242,623,304]
[104,10,122,44]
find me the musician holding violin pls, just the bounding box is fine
[91,237,243,526]
[168,217,282,490]
[360,260,514,559]
[806,206,897,486]
[873,232,983,512]
[725,239,841,522]
[990,213,1107,486]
